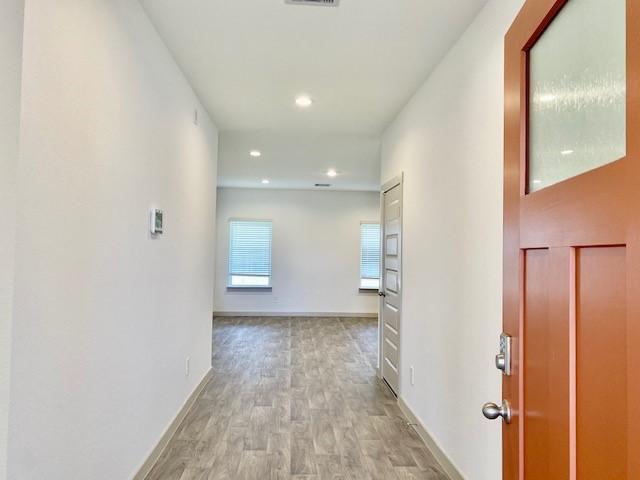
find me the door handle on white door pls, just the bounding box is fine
[378,291,386,297]
[482,400,512,424]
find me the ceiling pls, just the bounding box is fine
[141,0,488,190]
[219,132,380,190]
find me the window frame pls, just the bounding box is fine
[227,218,273,290]
[359,221,381,292]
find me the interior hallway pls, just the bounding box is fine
[2,1,525,477]
[147,317,448,480]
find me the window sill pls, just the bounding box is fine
[359,288,379,294]
[227,286,272,291]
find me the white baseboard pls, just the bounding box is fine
[397,397,465,480]
[213,311,378,318]
[133,368,213,480]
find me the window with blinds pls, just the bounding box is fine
[360,223,381,289]
[228,220,272,287]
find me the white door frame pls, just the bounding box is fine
[378,173,403,393]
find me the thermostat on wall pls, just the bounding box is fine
[150,208,164,235]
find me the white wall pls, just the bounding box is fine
[7,1,218,479]
[380,0,525,478]
[0,1,24,477]
[214,188,379,315]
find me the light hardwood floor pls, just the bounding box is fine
[146,316,449,480]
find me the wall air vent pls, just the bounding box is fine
[315,183,332,187]
[285,0,339,6]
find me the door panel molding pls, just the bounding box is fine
[379,173,403,395]
[504,1,640,478]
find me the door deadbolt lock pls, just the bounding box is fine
[495,333,511,376]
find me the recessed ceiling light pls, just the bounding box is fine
[261,179,270,184]
[250,150,262,157]
[533,179,542,185]
[326,169,337,177]
[295,95,313,108]
[561,149,574,155]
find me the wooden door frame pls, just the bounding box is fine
[504,1,640,478]
[378,173,403,387]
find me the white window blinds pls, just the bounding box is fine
[228,220,272,287]
[360,223,381,289]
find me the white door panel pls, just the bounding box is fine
[380,179,402,395]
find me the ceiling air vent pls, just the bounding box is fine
[285,0,339,6]
[315,183,332,188]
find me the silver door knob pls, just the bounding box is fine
[482,400,511,424]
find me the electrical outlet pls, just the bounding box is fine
[185,357,190,377]
[410,366,415,386]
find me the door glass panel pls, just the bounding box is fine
[528,0,626,193]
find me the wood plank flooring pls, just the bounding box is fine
[146,316,449,480]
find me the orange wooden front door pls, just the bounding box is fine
[502,0,639,478]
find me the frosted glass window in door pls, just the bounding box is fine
[528,0,626,193]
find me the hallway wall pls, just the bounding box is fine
[7,1,218,479]
[0,0,24,477]
[380,0,525,478]
[214,188,380,316]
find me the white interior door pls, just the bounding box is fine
[380,176,402,395]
